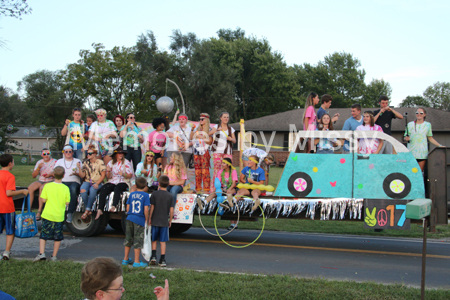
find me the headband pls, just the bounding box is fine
[249,157,259,164]
[42,150,51,154]
[200,114,209,119]
[63,145,73,151]
[178,116,188,120]
[222,159,235,169]
[95,109,106,115]
[145,151,155,156]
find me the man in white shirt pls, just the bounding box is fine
[54,145,82,223]
[166,114,193,167]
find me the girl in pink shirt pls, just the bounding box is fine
[302,92,320,152]
[198,158,237,210]
[356,111,384,154]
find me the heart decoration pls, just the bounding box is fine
[330,181,337,187]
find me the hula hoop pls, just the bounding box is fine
[197,202,240,237]
[214,205,265,248]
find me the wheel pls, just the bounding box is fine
[169,223,192,235]
[108,219,124,232]
[65,211,108,237]
[287,172,313,197]
[383,173,411,199]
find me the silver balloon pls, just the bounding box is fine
[156,96,174,114]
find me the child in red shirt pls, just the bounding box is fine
[0,154,29,260]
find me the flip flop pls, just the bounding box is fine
[81,211,89,220]
[36,211,42,221]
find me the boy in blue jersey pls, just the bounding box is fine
[235,155,265,211]
[342,103,363,153]
[123,177,150,268]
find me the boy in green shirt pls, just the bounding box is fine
[33,166,70,261]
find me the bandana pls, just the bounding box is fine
[63,145,73,151]
[145,151,155,156]
[95,108,106,116]
[222,159,235,170]
[178,116,188,120]
[249,157,259,164]
[200,114,210,119]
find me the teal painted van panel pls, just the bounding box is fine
[353,152,425,199]
[274,153,353,198]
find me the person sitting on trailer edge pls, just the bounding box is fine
[235,155,265,211]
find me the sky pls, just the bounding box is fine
[0,0,449,107]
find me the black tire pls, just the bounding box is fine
[169,223,192,235]
[383,173,411,199]
[66,211,107,237]
[108,219,124,232]
[287,172,313,197]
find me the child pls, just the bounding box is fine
[198,158,237,210]
[302,92,320,153]
[148,175,174,267]
[0,154,29,260]
[123,176,150,268]
[235,155,265,212]
[356,111,384,155]
[33,166,70,261]
[314,113,339,154]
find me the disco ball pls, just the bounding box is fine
[156,96,174,114]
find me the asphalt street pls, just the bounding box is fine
[3,226,450,289]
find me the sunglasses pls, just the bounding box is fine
[96,114,105,117]
[64,151,73,153]
[415,112,424,115]
[146,155,154,157]
[87,152,95,155]
[199,118,205,121]
[42,153,51,156]
[128,116,135,119]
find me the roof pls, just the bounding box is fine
[230,107,450,132]
[6,126,57,138]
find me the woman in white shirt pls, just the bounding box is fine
[131,151,161,192]
[209,112,236,193]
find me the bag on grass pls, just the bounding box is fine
[15,195,38,238]
[142,223,152,261]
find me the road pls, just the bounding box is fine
[3,226,450,289]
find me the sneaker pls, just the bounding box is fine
[122,258,133,265]
[149,256,157,265]
[133,261,147,268]
[2,251,10,260]
[66,213,73,223]
[33,253,46,262]
[252,198,261,211]
[227,225,238,231]
[196,198,203,210]
[159,258,167,267]
[50,256,57,262]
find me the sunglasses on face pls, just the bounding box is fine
[416,112,424,115]
[146,155,154,157]
[199,118,205,121]
[65,151,73,153]
[96,114,105,117]
[87,152,95,155]
[42,153,51,156]
[128,116,135,119]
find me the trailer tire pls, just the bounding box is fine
[108,219,124,232]
[66,211,107,237]
[169,223,192,235]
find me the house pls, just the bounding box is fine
[6,126,57,154]
[229,107,450,166]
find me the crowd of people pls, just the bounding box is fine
[0,93,447,297]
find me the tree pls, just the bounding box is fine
[294,52,367,108]
[399,95,430,108]
[18,70,84,150]
[64,43,147,120]
[361,79,392,107]
[423,82,450,111]
[0,0,31,19]
[0,86,27,153]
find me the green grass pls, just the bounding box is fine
[194,215,450,239]
[1,260,449,300]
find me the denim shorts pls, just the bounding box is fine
[151,226,169,242]
[0,213,15,235]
